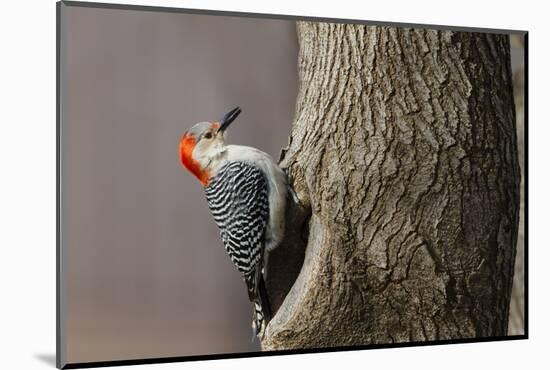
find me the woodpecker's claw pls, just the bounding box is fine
[284,168,300,205]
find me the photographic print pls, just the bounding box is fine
[57,1,527,368]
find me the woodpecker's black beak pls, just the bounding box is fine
[217,107,241,133]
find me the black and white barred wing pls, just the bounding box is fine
[204,161,272,335]
[204,162,269,277]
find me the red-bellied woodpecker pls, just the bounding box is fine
[179,107,287,338]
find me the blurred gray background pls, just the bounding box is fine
[60,3,525,364]
[61,4,298,363]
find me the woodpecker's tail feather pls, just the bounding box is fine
[245,270,271,339]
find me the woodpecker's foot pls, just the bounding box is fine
[283,168,300,205]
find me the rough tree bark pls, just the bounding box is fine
[264,23,520,349]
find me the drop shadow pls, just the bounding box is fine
[34,353,56,367]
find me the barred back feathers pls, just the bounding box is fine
[205,161,272,336]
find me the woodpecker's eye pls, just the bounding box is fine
[203,132,213,140]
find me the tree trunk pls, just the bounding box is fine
[264,22,520,350]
